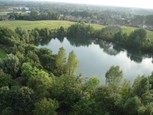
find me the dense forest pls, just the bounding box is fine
[0,23,153,114]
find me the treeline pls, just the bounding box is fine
[9,10,60,20]
[98,26,153,52]
[67,23,153,53]
[0,24,149,63]
[0,25,153,114]
[0,26,65,47]
[1,22,153,53]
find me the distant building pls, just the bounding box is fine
[13,7,29,11]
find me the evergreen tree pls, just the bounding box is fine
[65,51,78,76]
[55,47,66,75]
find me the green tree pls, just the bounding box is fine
[56,47,66,67]
[55,47,66,75]
[22,62,52,98]
[0,69,14,87]
[94,86,123,115]
[56,26,66,38]
[143,103,153,115]
[0,86,35,114]
[29,29,39,41]
[33,98,59,115]
[26,51,40,64]
[67,23,93,38]
[2,107,14,115]
[148,72,153,89]
[124,96,142,115]
[30,10,39,20]
[72,92,96,115]
[15,27,29,43]
[131,76,152,104]
[21,63,33,78]
[65,51,78,76]
[39,28,52,38]
[132,76,150,96]
[0,86,9,111]
[105,66,123,90]
[27,67,52,98]
[10,86,35,113]
[37,48,53,70]
[0,27,18,46]
[50,75,82,111]
[0,54,20,78]
[21,62,34,84]
[114,31,128,42]
[84,76,100,91]
[96,26,121,40]
[128,29,147,48]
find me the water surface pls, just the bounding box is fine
[38,37,153,82]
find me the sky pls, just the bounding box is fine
[40,0,153,9]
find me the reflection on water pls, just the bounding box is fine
[38,37,153,82]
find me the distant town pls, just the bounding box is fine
[1,1,153,31]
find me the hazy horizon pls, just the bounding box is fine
[28,0,153,9]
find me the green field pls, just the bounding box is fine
[0,20,153,39]
[0,20,75,30]
[0,20,103,30]
[121,26,153,40]
[121,26,137,35]
[89,23,104,30]
[0,48,6,58]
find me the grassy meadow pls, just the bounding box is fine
[121,26,153,40]
[0,20,103,30]
[0,20,75,30]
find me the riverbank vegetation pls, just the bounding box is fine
[0,22,153,114]
[1,20,153,51]
[67,23,153,52]
[1,21,153,62]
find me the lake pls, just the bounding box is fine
[38,37,153,82]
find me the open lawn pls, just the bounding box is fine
[0,20,103,30]
[0,48,6,58]
[0,20,75,30]
[121,26,153,40]
[0,20,153,39]
[146,30,153,40]
[121,26,137,35]
[89,23,104,30]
